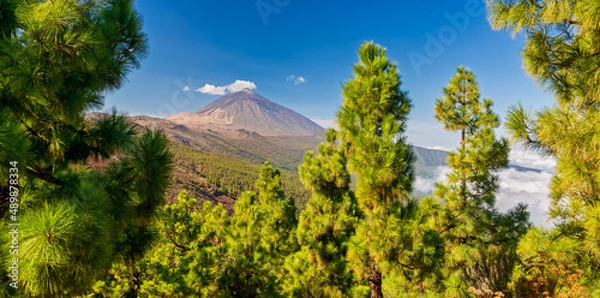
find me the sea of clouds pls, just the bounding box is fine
[415,148,556,227]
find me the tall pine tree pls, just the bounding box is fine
[433,67,528,296]
[337,41,416,298]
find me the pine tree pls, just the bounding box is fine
[433,67,528,296]
[255,162,298,261]
[337,41,418,298]
[90,190,229,297]
[110,129,174,298]
[488,0,600,228]
[171,192,229,297]
[487,0,600,293]
[220,190,271,297]
[0,1,173,296]
[283,128,359,297]
[219,162,297,297]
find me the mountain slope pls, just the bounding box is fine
[413,146,449,169]
[131,115,322,171]
[166,89,325,136]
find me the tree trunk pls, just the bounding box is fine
[127,258,139,298]
[369,256,383,298]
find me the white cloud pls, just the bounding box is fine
[195,80,257,95]
[427,146,451,151]
[196,84,227,95]
[287,75,307,85]
[420,146,556,172]
[414,166,451,194]
[183,85,190,92]
[496,168,554,227]
[509,146,556,172]
[311,119,336,129]
[414,166,554,227]
[227,80,257,92]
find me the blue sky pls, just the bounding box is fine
[104,0,554,148]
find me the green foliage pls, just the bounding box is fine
[255,162,298,257]
[283,129,359,297]
[432,67,530,297]
[18,198,108,296]
[509,228,594,297]
[337,41,442,298]
[219,163,297,297]
[88,190,228,297]
[2,2,597,292]
[91,162,297,298]
[488,0,600,294]
[0,1,179,296]
[488,0,600,228]
[112,130,174,297]
[3,128,173,297]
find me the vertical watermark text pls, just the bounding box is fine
[7,161,19,289]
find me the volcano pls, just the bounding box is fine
[165,89,324,137]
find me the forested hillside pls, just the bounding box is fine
[167,142,310,211]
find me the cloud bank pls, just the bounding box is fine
[414,166,451,194]
[415,149,555,227]
[196,80,257,95]
[496,168,553,226]
[415,166,553,227]
[509,148,556,172]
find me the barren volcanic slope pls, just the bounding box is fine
[166,89,325,136]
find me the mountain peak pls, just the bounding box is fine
[165,90,324,136]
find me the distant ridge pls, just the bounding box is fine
[165,89,325,136]
[412,146,542,174]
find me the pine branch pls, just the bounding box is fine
[25,165,64,186]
